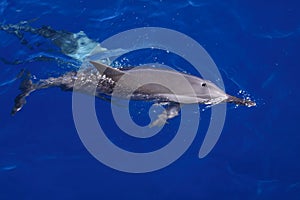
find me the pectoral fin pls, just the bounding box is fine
[149,102,181,127]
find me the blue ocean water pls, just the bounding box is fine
[0,0,300,199]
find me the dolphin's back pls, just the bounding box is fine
[92,63,215,103]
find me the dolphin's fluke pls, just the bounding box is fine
[11,71,37,115]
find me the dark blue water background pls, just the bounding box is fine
[0,0,300,199]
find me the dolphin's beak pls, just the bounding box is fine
[226,95,256,107]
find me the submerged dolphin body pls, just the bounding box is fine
[0,21,116,62]
[12,61,255,126]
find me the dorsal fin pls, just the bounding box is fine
[89,61,126,80]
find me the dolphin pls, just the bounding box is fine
[12,61,255,126]
[0,21,123,62]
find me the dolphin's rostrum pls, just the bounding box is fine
[12,61,255,126]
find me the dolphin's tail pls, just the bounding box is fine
[11,71,37,115]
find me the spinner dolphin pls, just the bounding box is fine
[12,60,255,126]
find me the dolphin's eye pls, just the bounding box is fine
[201,83,207,87]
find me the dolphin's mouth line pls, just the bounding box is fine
[226,95,256,107]
[201,96,226,106]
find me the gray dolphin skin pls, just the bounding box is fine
[90,61,256,106]
[12,61,255,126]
